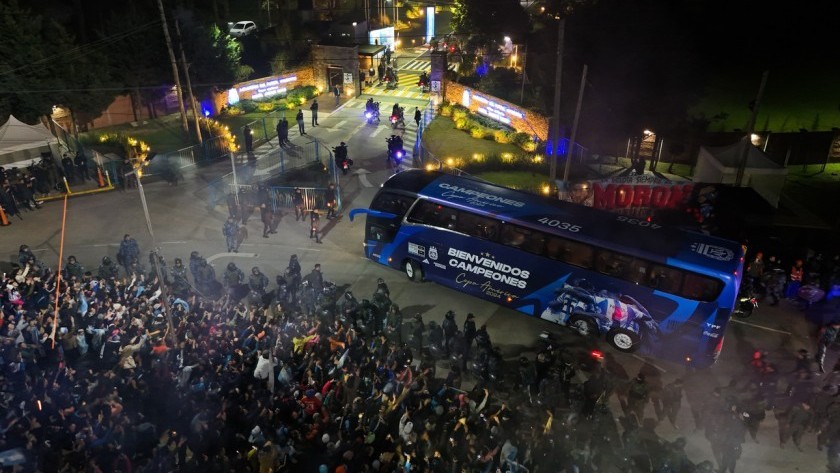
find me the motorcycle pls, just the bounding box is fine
[332,147,353,175]
[364,102,381,125]
[733,280,760,318]
[386,135,405,166]
[390,107,405,129]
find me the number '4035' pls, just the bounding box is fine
[538,218,581,232]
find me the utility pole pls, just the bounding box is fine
[157,0,189,133]
[548,18,565,193]
[175,19,203,144]
[735,70,768,187]
[562,64,587,183]
[519,44,527,104]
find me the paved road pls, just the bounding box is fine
[0,96,833,473]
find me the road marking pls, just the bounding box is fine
[334,120,347,128]
[207,252,258,263]
[730,318,793,334]
[631,354,667,373]
[159,241,188,245]
[355,168,373,187]
[370,126,386,138]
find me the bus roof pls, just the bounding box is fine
[381,170,744,274]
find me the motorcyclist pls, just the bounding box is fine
[334,142,349,172]
[386,135,404,163]
[366,97,375,112]
[392,103,403,120]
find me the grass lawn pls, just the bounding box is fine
[473,171,552,194]
[80,110,286,155]
[421,117,528,162]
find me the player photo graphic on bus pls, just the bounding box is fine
[540,278,662,353]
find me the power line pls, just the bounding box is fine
[0,20,162,79]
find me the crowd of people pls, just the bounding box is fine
[3,239,840,473]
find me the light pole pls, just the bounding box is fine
[129,166,177,345]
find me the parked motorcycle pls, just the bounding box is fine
[734,279,760,318]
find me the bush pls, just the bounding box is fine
[469,127,486,139]
[510,132,532,148]
[286,85,319,106]
[453,117,469,130]
[257,102,276,112]
[451,107,469,123]
[239,99,258,113]
[493,130,511,144]
[221,105,244,117]
[440,103,453,117]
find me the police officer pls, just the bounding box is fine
[325,183,337,220]
[98,256,120,280]
[462,313,477,355]
[223,262,245,300]
[441,310,457,353]
[170,258,190,298]
[223,216,240,252]
[304,264,324,293]
[249,267,269,297]
[309,209,322,244]
[817,322,840,373]
[62,256,84,282]
[292,187,305,221]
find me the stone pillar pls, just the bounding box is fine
[429,50,447,99]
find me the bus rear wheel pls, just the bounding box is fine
[606,328,640,353]
[404,260,423,282]
[568,315,596,338]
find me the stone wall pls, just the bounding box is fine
[211,66,316,114]
[443,81,549,141]
[311,45,361,98]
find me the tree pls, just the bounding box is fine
[451,0,529,56]
[173,9,244,98]
[0,0,77,122]
[99,8,172,121]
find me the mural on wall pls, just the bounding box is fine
[444,81,549,141]
[227,74,299,104]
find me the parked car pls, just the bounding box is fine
[540,279,662,352]
[229,21,257,37]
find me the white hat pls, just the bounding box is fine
[322,433,330,444]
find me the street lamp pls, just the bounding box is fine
[127,164,176,345]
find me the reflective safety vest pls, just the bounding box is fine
[790,266,804,282]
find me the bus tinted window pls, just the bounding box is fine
[596,250,636,280]
[646,265,684,293]
[370,192,415,217]
[456,212,499,240]
[681,273,722,301]
[545,236,594,268]
[407,200,438,225]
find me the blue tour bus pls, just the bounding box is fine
[349,170,745,367]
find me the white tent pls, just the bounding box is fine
[694,137,788,208]
[0,115,60,166]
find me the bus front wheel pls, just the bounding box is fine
[606,328,640,353]
[404,260,423,282]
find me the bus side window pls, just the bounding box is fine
[501,225,526,248]
[524,231,546,255]
[646,265,683,293]
[681,273,721,301]
[596,250,633,279]
[407,200,436,225]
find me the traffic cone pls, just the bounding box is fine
[97,166,105,187]
[0,206,10,226]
